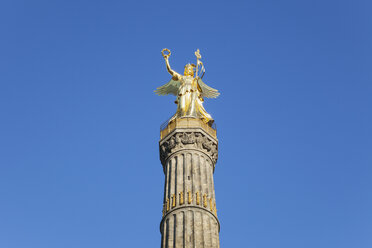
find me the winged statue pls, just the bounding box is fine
[155,49,219,125]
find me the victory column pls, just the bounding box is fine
[155,49,221,248]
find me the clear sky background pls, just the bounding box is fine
[0,0,371,247]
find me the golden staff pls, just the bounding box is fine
[195,49,201,78]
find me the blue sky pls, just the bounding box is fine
[0,0,371,247]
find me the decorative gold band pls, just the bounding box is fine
[162,190,217,217]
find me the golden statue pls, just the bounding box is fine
[155,49,220,124]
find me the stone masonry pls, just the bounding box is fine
[159,118,220,248]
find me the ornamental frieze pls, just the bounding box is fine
[160,131,218,164]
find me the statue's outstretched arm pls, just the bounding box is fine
[162,49,181,80]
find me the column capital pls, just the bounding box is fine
[159,124,218,168]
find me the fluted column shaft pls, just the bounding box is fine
[159,126,219,248]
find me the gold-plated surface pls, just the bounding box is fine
[179,192,184,205]
[155,49,219,125]
[160,117,216,139]
[163,193,216,216]
[172,194,176,208]
[203,194,208,208]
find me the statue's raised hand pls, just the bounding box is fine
[162,48,171,59]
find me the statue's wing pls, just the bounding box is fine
[154,79,180,96]
[197,78,220,98]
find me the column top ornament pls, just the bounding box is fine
[159,127,218,167]
[155,49,220,126]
